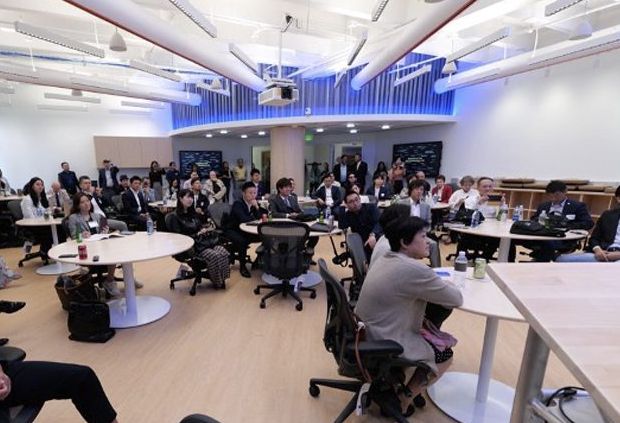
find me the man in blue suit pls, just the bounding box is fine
[314,174,342,213]
[250,168,267,200]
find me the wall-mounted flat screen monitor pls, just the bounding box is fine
[179,150,222,179]
[392,141,442,177]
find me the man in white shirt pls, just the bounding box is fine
[399,180,431,226]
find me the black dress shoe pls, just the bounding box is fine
[309,260,317,266]
[0,301,26,314]
[239,266,251,278]
[0,338,8,346]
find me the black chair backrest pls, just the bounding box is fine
[208,202,231,229]
[258,221,309,280]
[111,195,123,212]
[164,213,176,233]
[346,232,367,285]
[6,200,23,220]
[318,259,361,376]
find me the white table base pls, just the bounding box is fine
[107,262,170,328]
[261,270,322,288]
[36,262,80,276]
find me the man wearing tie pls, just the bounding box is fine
[121,176,150,230]
[47,181,70,215]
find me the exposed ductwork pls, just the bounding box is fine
[350,0,476,91]
[0,61,201,105]
[434,24,620,94]
[63,0,267,92]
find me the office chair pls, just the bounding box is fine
[309,259,429,422]
[0,347,43,423]
[179,414,221,423]
[345,232,367,304]
[207,202,255,267]
[6,201,49,268]
[253,221,315,311]
[164,214,221,295]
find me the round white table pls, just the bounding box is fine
[377,200,449,210]
[49,232,194,328]
[258,196,317,209]
[239,218,341,286]
[447,220,588,262]
[15,218,80,275]
[427,267,524,423]
[0,195,23,202]
[148,200,176,212]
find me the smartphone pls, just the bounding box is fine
[58,254,78,258]
[92,255,100,262]
[434,271,451,278]
[487,194,503,202]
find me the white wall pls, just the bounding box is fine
[0,84,172,190]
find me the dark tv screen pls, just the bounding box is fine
[179,150,222,179]
[392,141,442,177]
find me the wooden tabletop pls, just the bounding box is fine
[488,263,620,423]
[16,217,63,227]
[436,267,523,322]
[48,232,194,266]
[239,218,342,237]
[448,219,588,241]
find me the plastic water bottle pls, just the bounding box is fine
[324,206,331,220]
[512,205,521,222]
[453,251,468,288]
[470,210,481,228]
[146,215,154,235]
[538,210,548,227]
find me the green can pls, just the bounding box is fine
[474,258,487,279]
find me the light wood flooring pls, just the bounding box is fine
[0,236,577,423]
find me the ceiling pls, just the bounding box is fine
[1,0,619,103]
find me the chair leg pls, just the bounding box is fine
[309,378,362,394]
[334,394,359,423]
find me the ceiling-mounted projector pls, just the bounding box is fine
[258,77,299,106]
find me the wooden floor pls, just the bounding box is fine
[0,236,577,423]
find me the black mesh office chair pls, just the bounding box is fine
[308,259,429,423]
[6,201,48,268]
[345,232,367,304]
[0,347,43,423]
[253,221,315,311]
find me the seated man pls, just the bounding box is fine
[225,182,268,278]
[117,174,130,194]
[78,176,127,233]
[250,169,267,199]
[47,181,71,215]
[523,180,594,262]
[557,185,620,263]
[314,174,342,214]
[343,172,360,193]
[121,176,150,230]
[338,191,381,260]
[414,171,431,196]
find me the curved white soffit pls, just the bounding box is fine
[350,0,476,91]
[435,24,620,93]
[64,0,267,92]
[0,62,201,105]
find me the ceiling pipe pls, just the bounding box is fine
[434,24,620,93]
[63,0,266,92]
[0,61,201,105]
[350,0,476,91]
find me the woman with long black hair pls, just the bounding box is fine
[19,177,53,259]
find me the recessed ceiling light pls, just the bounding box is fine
[241,134,248,139]
[381,125,390,130]
[258,131,266,136]
[205,133,213,138]
[316,128,324,133]
[219,130,228,134]
[350,129,358,134]
[346,123,355,128]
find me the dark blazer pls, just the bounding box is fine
[57,170,79,195]
[98,166,119,191]
[252,182,267,199]
[365,185,391,200]
[333,163,351,184]
[588,208,620,251]
[353,160,368,187]
[532,199,594,230]
[338,204,382,243]
[269,195,302,218]
[167,210,202,237]
[228,200,268,230]
[191,192,210,214]
[121,189,148,220]
[314,185,343,210]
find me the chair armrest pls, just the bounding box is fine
[345,339,404,357]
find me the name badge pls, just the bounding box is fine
[566,214,576,221]
[88,221,99,229]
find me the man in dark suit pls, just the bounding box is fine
[314,174,342,213]
[338,191,382,260]
[98,159,119,200]
[121,176,149,230]
[57,162,79,195]
[225,182,268,278]
[524,180,594,262]
[188,176,209,223]
[352,153,368,192]
[365,174,391,200]
[557,185,620,263]
[333,154,350,185]
[250,168,267,199]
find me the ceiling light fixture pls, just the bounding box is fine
[241,134,248,139]
[196,79,230,96]
[316,128,324,133]
[168,0,217,38]
[109,109,151,116]
[229,43,258,74]
[346,30,368,66]
[545,0,584,17]
[37,104,88,112]
[14,21,105,58]
[569,19,593,40]
[71,89,83,97]
[121,100,166,109]
[371,0,390,22]
[441,60,458,75]
[258,131,266,136]
[219,130,228,134]
[394,64,432,87]
[346,123,355,128]
[109,27,127,52]
[44,92,101,103]
[350,129,358,134]
[381,124,390,130]
[205,133,213,138]
[129,59,182,82]
[445,26,511,63]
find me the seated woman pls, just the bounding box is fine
[167,189,230,289]
[204,171,226,204]
[164,178,179,202]
[447,175,478,210]
[67,193,122,297]
[20,177,53,259]
[355,216,463,407]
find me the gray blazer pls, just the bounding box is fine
[67,213,106,239]
[399,198,432,226]
[355,252,463,374]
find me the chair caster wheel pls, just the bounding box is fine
[259,302,266,309]
[309,384,320,397]
[189,288,196,296]
[310,291,317,299]
[253,287,260,295]
[403,404,415,417]
[18,262,23,268]
[295,303,303,311]
[413,394,426,408]
[169,283,175,290]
